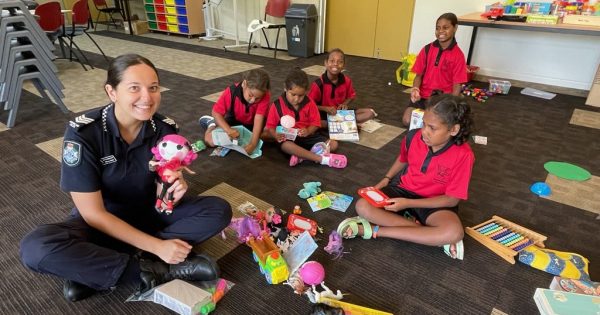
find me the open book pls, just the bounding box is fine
[211,125,263,159]
[327,109,359,142]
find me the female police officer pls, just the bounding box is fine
[19,54,232,302]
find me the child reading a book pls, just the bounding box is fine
[402,12,467,127]
[198,69,271,155]
[265,68,347,168]
[307,48,377,128]
[337,94,474,259]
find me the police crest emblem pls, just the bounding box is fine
[63,141,82,166]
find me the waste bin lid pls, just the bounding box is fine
[285,3,318,18]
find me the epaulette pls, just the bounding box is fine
[68,108,102,130]
[154,113,179,132]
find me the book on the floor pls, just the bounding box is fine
[307,193,332,212]
[323,191,353,212]
[533,288,600,315]
[282,231,318,274]
[549,276,600,296]
[328,109,359,142]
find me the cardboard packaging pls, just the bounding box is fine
[124,20,149,35]
[409,108,424,130]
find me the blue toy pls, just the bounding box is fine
[530,182,551,197]
[298,182,322,199]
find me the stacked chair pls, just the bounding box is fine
[0,1,67,128]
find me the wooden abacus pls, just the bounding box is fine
[465,215,547,264]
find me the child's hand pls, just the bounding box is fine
[374,178,389,190]
[326,107,337,116]
[244,142,257,155]
[226,128,240,140]
[298,128,309,137]
[410,87,421,103]
[383,197,409,212]
[337,103,348,110]
[276,133,286,143]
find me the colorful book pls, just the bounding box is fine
[211,125,263,158]
[533,288,600,315]
[328,109,359,142]
[323,191,353,212]
[549,276,600,296]
[307,193,332,212]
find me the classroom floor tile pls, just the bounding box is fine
[196,182,273,259]
[356,123,405,150]
[302,65,325,77]
[71,34,262,81]
[569,109,600,129]
[543,173,600,216]
[0,123,7,132]
[36,137,63,162]
[201,91,222,103]
[491,308,509,315]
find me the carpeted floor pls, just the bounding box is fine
[1,30,599,315]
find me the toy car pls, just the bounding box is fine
[247,232,289,284]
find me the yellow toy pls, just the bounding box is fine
[318,296,393,315]
[518,246,590,281]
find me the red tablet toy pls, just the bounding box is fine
[286,214,318,236]
[357,187,391,208]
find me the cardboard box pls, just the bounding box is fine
[124,20,149,35]
[409,108,424,130]
[586,62,600,107]
[562,14,600,27]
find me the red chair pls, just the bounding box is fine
[63,0,109,67]
[90,0,124,31]
[35,2,70,62]
[247,0,290,58]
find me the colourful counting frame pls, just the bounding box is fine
[465,215,547,264]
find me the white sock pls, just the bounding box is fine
[320,156,330,165]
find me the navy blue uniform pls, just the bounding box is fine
[19,104,232,290]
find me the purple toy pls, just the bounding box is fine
[229,216,262,243]
[324,230,345,259]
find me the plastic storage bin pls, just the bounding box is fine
[157,13,166,22]
[165,0,175,5]
[168,24,178,32]
[489,79,511,95]
[146,13,156,21]
[175,0,185,5]
[179,25,189,33]
[165,6,176,14]
[166,15,177,23]
[144,4,155,12]
[155,5,165,13]
[467,65,479,82]
[177,16,188,24]
[148,21,158,29]
[176,6,186,15]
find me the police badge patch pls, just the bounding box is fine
[63,140,82,167]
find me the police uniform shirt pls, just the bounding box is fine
[60,104,178,216]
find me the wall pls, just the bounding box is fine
[409,0,600,90]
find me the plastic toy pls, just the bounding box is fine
[293,205,302,215]
[357,187,391,208]
[318,296,394,315]
[530,182,551,197]
[280,115,295,128]
[286,214,318,236]
[199,278,228,315]
[276,115,299,141]
[247,231,289,284]
[190,139,207,152]
[284,273,307,295]
[298,261,325,285]
[228,216,263,243]
[149,134,198,214]
[298,181,322,199]
[461,84,494,103]
[324,230,344,259]
[305,282,344,304]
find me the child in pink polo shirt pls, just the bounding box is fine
[402,12,467,127]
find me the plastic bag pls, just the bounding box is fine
[396,54,417,87]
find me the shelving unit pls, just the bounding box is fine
[143,0,204,37]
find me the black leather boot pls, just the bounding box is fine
[63,280,97,302]
[138,253,220,293]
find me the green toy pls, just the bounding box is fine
[298,182,322,199]
[191,140,207,153]
[544,161,591,181]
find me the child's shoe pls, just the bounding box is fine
[289,155,303,167]
[198,115,216,130]
[321,153,347,169]
[310,141,330,155]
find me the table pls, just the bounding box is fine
[458,12,600,65]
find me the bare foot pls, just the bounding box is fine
[343,225,364,238]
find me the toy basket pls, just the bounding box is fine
[489,79,511,95]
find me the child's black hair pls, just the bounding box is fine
[326,48,345,62]
[285,67,309,91]
[437,12,458,27]
[308,303,344,315]
[242,68,270,92]
[426,94,473,145]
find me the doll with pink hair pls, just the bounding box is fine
[149,134,198,214]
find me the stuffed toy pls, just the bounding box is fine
[518,245,591,281]
[298,181,322,199]
[149,134,197,214]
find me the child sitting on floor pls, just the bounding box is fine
[337,94,474,259]
[308,48,377,128]
[265,68,347,168]
[198,69,271,155]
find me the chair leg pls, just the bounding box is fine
[274,28,281,59]
[95,11,101,31]
[261,28,271,49]
[67,36,91,70]
[84,31,109,62]
[247,32,253,54]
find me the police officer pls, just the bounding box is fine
[19,54,232,302]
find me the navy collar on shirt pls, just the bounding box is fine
[280,91,310,119]
[321,71,346,99]
[102,103,157,144]
[431,37,457,67]
[420,134,455,173]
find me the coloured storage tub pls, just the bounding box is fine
[176,6,186,15]
[146,13,156,21]
[155,5,164,13]
[168,24,178,32]
[157,13,166,22]
[148,21,158,29]
[178,25,189,33]
[175,0,185,5]
[165,6,176,14]
[166,15,177,24]
[489,79,511,95]
[144,4,155,12]
[177,16,188,24]
[165,0,175,5]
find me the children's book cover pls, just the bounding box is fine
[307,193,332,212]
[323,191,353,212]
[549,277,600,296]
[211,125,263,158]
[533,288,600,315]
[328,110,359,142]
[282,231,318,274]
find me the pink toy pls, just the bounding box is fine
[149,134,197,214]
[299,261,325,285]
[280,115,295,128]
[324,230,345,259]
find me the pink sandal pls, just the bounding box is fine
[326,153,347,168]
[289,155,303,167]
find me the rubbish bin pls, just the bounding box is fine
[285,4,318,57]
